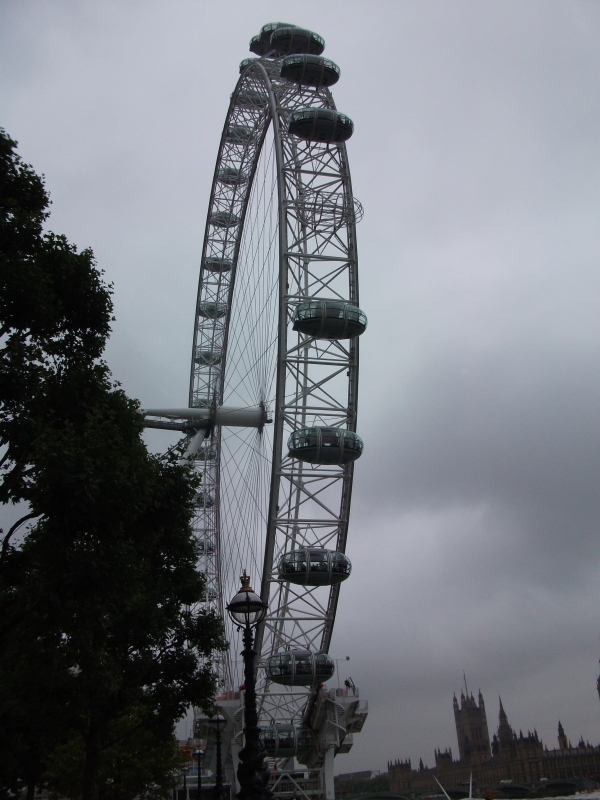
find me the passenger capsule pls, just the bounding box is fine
[218,166,248,186]
[261,723,315,758]
[234,89,268,108]
[194,348,222,366]
[239,57,258,74]
[280,54,340,88]
[198,301,227,319]
[210,211,240,228]
[270,26,325,57]
[294,191,363,229]
[288,108,354,143]
[249,22,292,56]
[191,395,210,409]
[265,649,335,686]
[225,125,254,144]
[204,256,232,273]
[195,445,217,462]
[196,492,215,508]
[287,427,363,465]
[278,548,351,586]
[293,299,367,340]
[198,538,215,554]
[201,588,217,601]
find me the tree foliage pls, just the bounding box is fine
[0,129,226,800]
[44,704,190,800]
[0,128,113,513]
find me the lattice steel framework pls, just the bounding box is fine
[188,55,361,723]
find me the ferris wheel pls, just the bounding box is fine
[144,22,366,730]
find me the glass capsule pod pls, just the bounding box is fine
[278,548,351,586]
[293,299,367,340]
[196,492,215,508]
[204,256,232,273]
[202,588,217,601]
[191,395,211,408]
[239,57,258,74]
[280,54,340,88]
[234,88,268,108]
[261,723,316,758]
[249,22,292,56]
[198,301,227,319]
[270,26,325,57]
[288,108,354,144]
[287,427,363,465]
[194,445,217,462]
[198,538,215,555]
[218,166,248,186]
[225,125,254,144]
[265,649,335,686]
[295,191,363,228]
[210,211,240,228]
[194,348,222,366]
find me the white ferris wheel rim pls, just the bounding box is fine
[187,53,362,716]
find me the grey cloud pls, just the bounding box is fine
[368,343,600,513]
[2,0,600,776]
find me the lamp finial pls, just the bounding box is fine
[240,570,253,592]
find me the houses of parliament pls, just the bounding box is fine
[388,683,600,792]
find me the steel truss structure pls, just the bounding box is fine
[144,38,364,755]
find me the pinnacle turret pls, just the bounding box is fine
[558,721,569,751]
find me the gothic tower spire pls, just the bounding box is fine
[499,696,507,722]
[558,721,568,751]
[498,696,514,755]
[454,683,491,763]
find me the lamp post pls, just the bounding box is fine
[193,750,204,800]
[226,571,272,800]
[209,712,226,800]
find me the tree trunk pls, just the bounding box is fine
[26,781,35,800]
[82,722,101,800]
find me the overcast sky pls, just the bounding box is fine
[2,0,600,775]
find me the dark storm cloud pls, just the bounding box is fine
[2,0,600,774]
[368,342,600,542]
[332,0,600,769]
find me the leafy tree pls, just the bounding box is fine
[0,129,226,800]
[44,703,189,800]
[0,128,112,520]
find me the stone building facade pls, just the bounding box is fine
[454,690,491,764]
[389,690,600,792]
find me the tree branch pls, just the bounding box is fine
[1,512,39,560]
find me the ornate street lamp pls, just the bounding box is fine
[209,712,226,800]
[227,571,272,800]
[183,763,189,800]
[193,750,204,800]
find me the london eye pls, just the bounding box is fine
[144,21,368,796]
